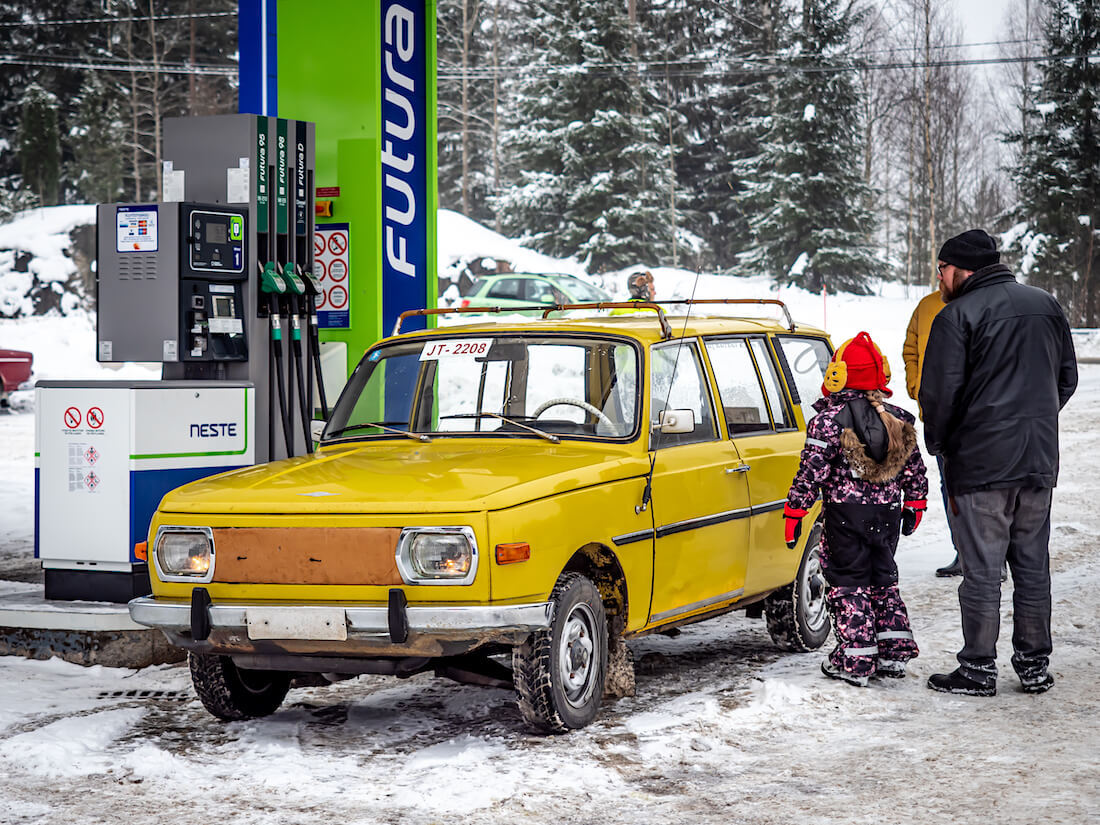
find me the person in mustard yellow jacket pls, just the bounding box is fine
[903,290,963,577]
[902,291,945,405]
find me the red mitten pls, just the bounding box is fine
[902,499,927,535]
[784,503,809,549]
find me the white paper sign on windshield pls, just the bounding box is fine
[419,339,492,360]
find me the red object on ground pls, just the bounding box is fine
[0,348,33,404]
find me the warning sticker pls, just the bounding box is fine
[64,407,81,429]
[87,407,104,429]
[314,223,350,329]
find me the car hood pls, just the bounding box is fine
[158,438,650,515]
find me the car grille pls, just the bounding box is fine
[211,527,403,585]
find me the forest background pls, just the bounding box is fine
[0,0,1097,324]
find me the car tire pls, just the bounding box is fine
[764,523,830,652]
[513,572,608,733]
[189,652,291,721]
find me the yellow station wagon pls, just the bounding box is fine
[130,300,835,731]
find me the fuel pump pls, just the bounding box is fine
[37,115,340,602]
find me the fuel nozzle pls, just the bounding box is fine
[282,262,304,296]
[298,264,322,299]
[260,261,287,295]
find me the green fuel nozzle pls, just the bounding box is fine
[261,261,287,294]
[283,262,304,296]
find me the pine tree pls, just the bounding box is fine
[1007,0,1100,326]
[734,0,879,293]
[437,0,500,224]
[656,0,788,271]
[69,73,126,204]
[496,0,678,272]
[17,83,61,205]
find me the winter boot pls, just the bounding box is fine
[1020,673,1054,694]
[821,660,869,688]
[927,668,996,696]
[1012,654,1054,694]
[935,555,962,577]
[873,659,907,679]
[870,584,919,663]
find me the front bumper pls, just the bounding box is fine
[129,596,554,658]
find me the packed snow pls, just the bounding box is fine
[0,208,1098,823]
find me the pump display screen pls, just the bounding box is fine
[206,223,227,245]
[189,208,245,276]
[212,296,233,317]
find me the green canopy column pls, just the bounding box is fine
[275,0,438,377]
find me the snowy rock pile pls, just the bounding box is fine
[0,205,95,319]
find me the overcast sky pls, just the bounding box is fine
[955,0,1017,52]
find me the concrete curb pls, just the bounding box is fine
[0,585,185,667]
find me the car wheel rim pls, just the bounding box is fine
[800,545,828,631]
[558,602,597,708]
[236,666,276,695]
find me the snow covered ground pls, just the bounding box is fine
[0,211,1098,823]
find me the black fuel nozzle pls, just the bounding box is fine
[299,264,323,299]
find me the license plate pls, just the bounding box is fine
[246,607,348,641]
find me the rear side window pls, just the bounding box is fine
[775,336,833,425]
[705,338,771,435]
[486,278,524,300]
[750,338,794,430]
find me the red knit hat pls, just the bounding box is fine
[821,331,892,397]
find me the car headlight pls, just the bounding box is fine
[153,526,214,581]
[396,527,478,585]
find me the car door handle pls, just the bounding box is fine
[724,465,751,474]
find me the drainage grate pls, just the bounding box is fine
[96,689,190,701]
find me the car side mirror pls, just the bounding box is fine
[658,409,695,434]
[311,419,326,443]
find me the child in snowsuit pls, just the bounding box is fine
[784,331,928,687]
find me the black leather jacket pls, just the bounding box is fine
[919,264,1078,495]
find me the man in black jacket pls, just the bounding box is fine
[919,229,1077,697]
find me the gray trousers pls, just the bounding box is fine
[948,487,1053,686]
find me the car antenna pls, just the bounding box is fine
[637,268,703,515]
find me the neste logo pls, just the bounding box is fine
[190,423,238,438]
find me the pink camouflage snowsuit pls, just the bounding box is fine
[787,388,928,679]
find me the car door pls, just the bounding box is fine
[704,335,812,597]
[646,340,752,626]
[708,336,827,602]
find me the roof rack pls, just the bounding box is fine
[650,298,796,332]
[543,298,795,333]
[391,297,796,338]
[392,302,673,338]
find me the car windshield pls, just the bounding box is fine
[550,276,608,302]
[323,334,641,442]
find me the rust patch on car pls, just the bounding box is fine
[212,527,403,585]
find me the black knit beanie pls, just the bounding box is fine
[937,229,1000,272]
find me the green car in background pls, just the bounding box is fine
[458,272,613,310]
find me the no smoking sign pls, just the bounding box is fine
[314,223,351,329]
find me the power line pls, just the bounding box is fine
[438,52,1100,81]
[0,11,236,28]
[0,55,236,77]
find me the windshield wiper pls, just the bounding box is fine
[325,421,431,442]
[440,412,560,443]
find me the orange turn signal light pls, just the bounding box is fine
[134,541,148,561]
[495,542,531,565]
